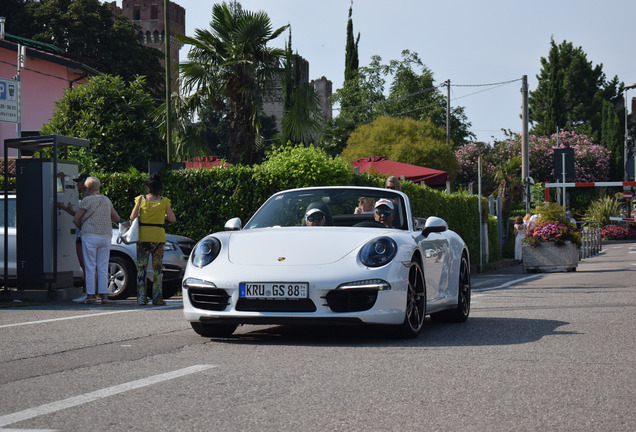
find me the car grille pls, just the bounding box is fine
[236,299,317,312]
[325,289,378,312]
[178,240,195,257]
[188,288,231,311]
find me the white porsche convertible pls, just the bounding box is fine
[183,186,471,338]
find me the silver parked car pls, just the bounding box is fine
[1,194,195,299]
[108,228,195,299]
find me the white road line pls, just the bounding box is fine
[0,310,139,329]
[472,274,541,292]
[0,305,181,329]
[0,365,216,428]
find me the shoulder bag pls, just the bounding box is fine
[117,195,143,245]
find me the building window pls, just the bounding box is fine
[133,4,140,21]
[151,4,159,20]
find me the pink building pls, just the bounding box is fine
[0,29,99,158]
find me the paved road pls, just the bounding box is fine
[0,242,634,431]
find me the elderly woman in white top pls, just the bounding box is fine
[73,176,120,304]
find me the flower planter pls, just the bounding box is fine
[522,240,579,273]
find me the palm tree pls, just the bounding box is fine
[177,2,288,164]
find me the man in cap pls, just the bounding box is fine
[374,198,395,228]
[305,208,327,226]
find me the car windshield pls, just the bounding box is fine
[244,188,408,230]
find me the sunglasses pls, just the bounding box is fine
[307,214,325,222]
[375,209,392,216]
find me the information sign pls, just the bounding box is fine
[0,78,18,124]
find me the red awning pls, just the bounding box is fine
[351,156,447,186]
[185,156,231,169]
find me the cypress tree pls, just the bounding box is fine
[344,2,360,82]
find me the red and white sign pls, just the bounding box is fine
[624,191,633,201]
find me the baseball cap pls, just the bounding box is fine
[306,208,325,218]
[73,172,89,182]
[374,198,394,210]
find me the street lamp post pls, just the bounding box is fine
[624,83,636,181]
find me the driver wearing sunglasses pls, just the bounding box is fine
[305,208,327,226]
[374,199,395,228]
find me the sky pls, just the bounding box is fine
[114,0,636,144]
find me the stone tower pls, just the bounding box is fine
[109,0,185,91]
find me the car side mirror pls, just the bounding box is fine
[224,217,242,231]
[422,216,447,237]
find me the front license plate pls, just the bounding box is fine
[239,282,308,299]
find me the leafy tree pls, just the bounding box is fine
[7,0,165,98]
[381,50,473,147]
[177,2,288,165]
[327,52,473,156]
[324,55,387,156]
[41,75,163,173]
[341,116,458,182]
[529,39,621,142]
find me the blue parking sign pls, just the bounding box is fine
[0,78,19,123]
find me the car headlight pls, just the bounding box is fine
[163,241,177,251]
[359,237,397,267]
[191,237,222,268]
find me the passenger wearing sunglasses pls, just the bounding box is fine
[305,208,326,226]
[374,199,395,228]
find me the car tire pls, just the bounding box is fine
[108,254,135,300]
[191,322,237,338]
[431,253,471,323]
[394,260,426,338]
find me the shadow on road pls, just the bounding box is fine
[210,316,573,348]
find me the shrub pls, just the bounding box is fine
[601,224,636,241]
[259,144,352,189]
[583,196,623,227]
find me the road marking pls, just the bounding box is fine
[0,305,181,329]
[0,365,216,428]
[472,274,541,292]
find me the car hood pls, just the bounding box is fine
[225,227,394,266]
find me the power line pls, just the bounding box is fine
[335,84,443,112]
[333,77,521,112]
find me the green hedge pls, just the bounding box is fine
[3,144,500,264]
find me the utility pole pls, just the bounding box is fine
[446,79,451,147]
[164,0,172,165]
[522,75,530,212]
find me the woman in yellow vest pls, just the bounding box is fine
[130,174,176,305]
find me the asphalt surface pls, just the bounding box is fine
[0,241,634,431]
